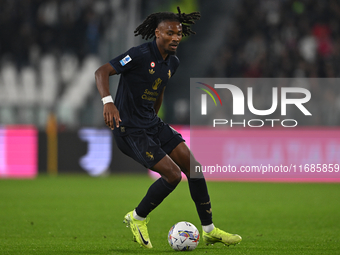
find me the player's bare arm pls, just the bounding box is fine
[95,63,121,129]
[154,86,166,115]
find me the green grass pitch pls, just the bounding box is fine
[1,175,339,254]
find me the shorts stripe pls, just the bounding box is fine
[125,135,148,167]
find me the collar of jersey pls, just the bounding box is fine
[152,40,170,65]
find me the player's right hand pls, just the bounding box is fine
[103,103,121,130]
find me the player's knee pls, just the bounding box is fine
[168,167,182,186]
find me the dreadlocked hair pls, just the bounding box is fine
[134,6,201,40]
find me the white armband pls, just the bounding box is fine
[101,95,114,105]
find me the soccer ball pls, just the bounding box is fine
[168,221,200,251]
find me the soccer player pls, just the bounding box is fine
[95,7,242,249]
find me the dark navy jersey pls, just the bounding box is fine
[109,40,180,135]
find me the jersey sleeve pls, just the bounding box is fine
[109,47,142,74]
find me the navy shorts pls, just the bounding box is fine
[113,122,185,168]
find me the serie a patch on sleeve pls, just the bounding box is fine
[119,55,132,66]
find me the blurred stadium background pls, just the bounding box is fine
[0,0,340,177]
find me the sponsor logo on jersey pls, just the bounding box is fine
[168,70,171,78]
[149,69,155,74]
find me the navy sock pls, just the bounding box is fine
[188,177,213,226]
[135,177,177,218]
